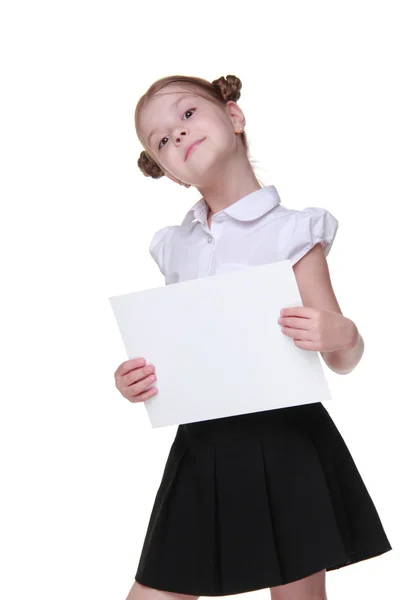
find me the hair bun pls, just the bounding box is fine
[212,74,242,102]
[137,150,164,179]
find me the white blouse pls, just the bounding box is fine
[149,185,339,286]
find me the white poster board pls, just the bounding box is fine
[109,260,331,428]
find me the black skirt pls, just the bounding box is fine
[134,402,392,596]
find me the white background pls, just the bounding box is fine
[0,1,398,598]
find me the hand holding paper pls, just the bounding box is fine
[114,357,158,403]
[109,260,331,428]
[279,306,357,352]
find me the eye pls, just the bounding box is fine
[158,108,196,150]
[183,108,195,119]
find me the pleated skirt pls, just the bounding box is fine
[134,402,392,596]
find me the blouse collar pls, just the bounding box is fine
[180,185,281,226]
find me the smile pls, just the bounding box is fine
[185,138,206,161]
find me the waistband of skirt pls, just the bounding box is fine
[176,402,323,445]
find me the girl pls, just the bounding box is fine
[115,74,392,600]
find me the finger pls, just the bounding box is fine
[127,373,157,397]
[114,358,146,380]
[293,339,319,350]
[131,386,159,403]
[123,364,155,387]
[281,306,315,318]
[281,327,314,341]
[279,317,311,330]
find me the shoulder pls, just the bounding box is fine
[149,225,178,276]
[149,225,177,255]
[278,205,339,266]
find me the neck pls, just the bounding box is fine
[196,147,262,218]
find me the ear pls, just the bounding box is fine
[166,173,191,188]
[225,101,246,133]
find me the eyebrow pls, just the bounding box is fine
[147,94,196,146]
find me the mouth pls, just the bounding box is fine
[185,138,206,161]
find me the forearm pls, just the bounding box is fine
[321,321,365,375]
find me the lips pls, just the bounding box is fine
[185,138,206,161]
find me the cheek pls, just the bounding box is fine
[214,126,238,155]
[159,148,186,178]
[215,116,238,146]
[209,115,232,138]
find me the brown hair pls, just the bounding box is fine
[135,74,260,182]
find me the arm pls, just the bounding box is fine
[292,243,364,375]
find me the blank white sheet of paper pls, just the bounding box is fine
[108,260,331,428]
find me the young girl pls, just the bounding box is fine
[115,74,392,600]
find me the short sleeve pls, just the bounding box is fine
[282,207,339,266]
[149,225,176,276]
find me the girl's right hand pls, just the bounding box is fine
[114,358,158,403]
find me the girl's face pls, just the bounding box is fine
[138,85,245,187]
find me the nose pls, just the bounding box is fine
[173,127,188,144]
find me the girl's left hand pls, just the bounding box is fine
[278,306,357,352]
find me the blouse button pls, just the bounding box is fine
[207,235,212,243]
